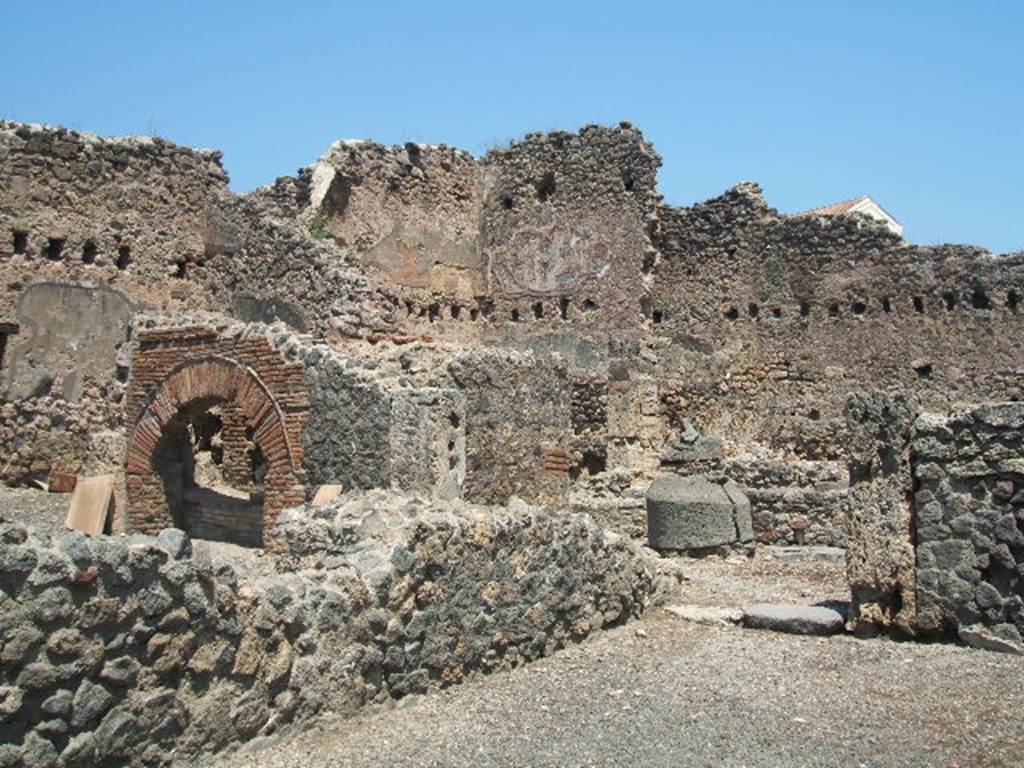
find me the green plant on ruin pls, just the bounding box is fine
[308,209,330,240]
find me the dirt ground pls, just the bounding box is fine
[210,607,1024,768]
[667,547,849,608]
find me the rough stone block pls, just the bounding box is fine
[157,528,192,560]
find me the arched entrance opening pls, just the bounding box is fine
[125,356,305,547]
[152,398,268,546]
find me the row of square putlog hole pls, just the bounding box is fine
[401,296,600,323]
[722,288,1019,321]
[9,229,132,269]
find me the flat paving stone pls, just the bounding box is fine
[763,545,846,563]
[742,603,845,635]
[664,604,742,626]
[958,625,1024,655]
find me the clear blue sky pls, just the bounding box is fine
[2,1,1021,252]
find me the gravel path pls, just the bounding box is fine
[670,548,849,608]
[211,610,1024,768]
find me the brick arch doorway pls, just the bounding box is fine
[125,356,305,546]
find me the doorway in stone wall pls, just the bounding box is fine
[125,352,307,547]
[152,398,267,547]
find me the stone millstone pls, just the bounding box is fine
[742,603,845,635]
[645,474,753,552]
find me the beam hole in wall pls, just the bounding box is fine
[913,296,924,313]
[116,245,132,270]
[428,303,440,322]
[852,301,867,316]
[501,195,514,210]
[881,297,892,313]
[799,302,810,317]
[511,308,520,322]
[174,260,188,279]
[747,303,759,319]
[405,301,415,316]
[559,297,570,320]
[534,172,556,202]
[45,238,65,261]
[1007,290,1020,312]
[913,362,933,379]
[581,450,607,476]
[725,307,739,320]
[770,307,782,319]
[971,289,991,310]
[570,449,608,481]
[478,298,494,319]
[652,310,664,325]
[532,302,544,320]
[942,292,957,311]
[469,308,479,321]
[451,305,461,320]
[828,303,840,317]
[12,230,28,255]
[623,173,635,192]
[582,299,598,312]
[82,241,97,264]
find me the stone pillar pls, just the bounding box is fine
[219,403,255,489]
[843,392,919,635]
[912,403,1024,653]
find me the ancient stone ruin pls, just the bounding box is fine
[0,118,1022,766]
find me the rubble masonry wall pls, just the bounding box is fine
[912,402,1024,647]
[0,491,653,767]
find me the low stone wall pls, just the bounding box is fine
[0,491,653,766]
[724,457,848,547]
[569,470,648,540]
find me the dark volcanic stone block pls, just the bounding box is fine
[645,474,752,551]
